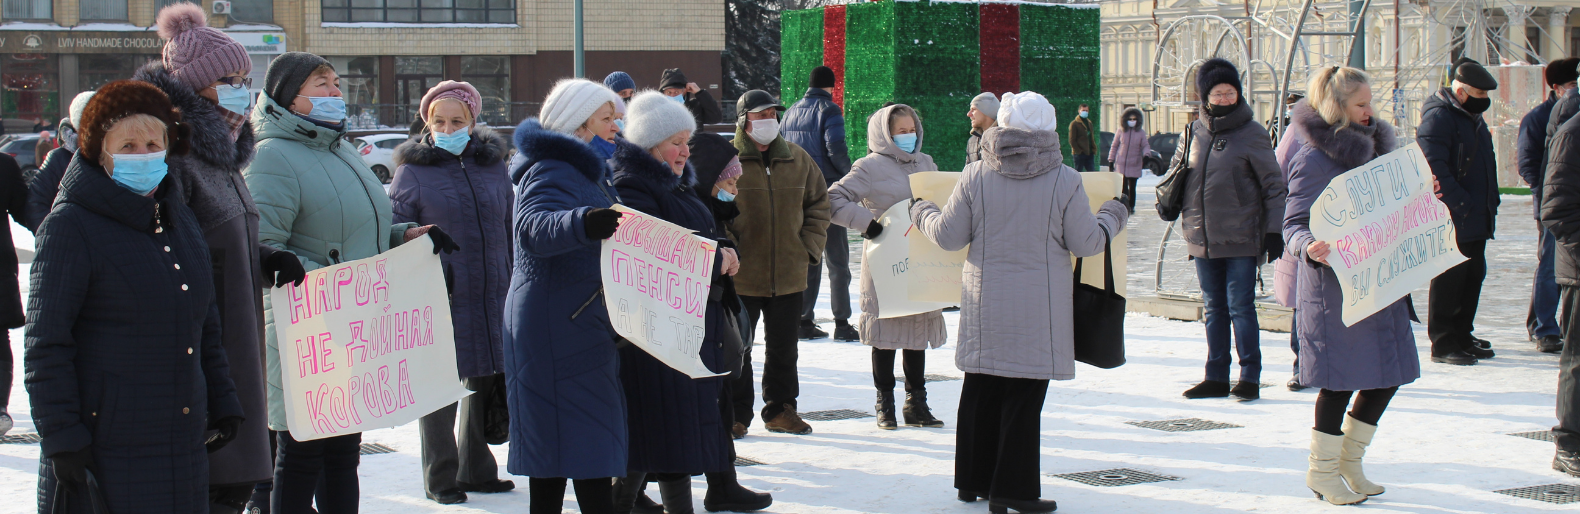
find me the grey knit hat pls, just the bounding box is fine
[624,90,697,150]
[971,92,1000,120]
[265,52,333,106]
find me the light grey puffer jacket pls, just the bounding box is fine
[828,104,947,350]
[910,126,1129,380]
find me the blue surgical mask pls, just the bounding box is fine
[589,135,617,159]
[1079,110,1089,118]
[716,189,736,202]
[215,84,252,115]
[893,133,918,153]
[433,126,470,155]
[297,95,346,123]
[614,118,626,132]
[669,94,686,104]
[110,151,169,196]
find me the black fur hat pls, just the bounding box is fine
[1196,58,1242,102]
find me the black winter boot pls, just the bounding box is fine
[613,472,648,514]
[875,390,897,430]
[658,477,696,514]
[1182,380,1231,398]
[902,391,944,428]
[704,469,773,512]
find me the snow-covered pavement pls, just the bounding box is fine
[1,211,1575,513]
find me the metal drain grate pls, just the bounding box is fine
[1494,484,1580,504]
[800,409,874,421]
[1,432,40,444]
[1052,468,1181,487]
[1509,431,1556,443]
[924,374,961,382]
[358,443,397,455]
[1125,418,1242,432]
[734,456,765,467]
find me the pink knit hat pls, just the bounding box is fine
[421,81,482,121]
[157,3,251,93]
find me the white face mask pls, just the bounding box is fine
[748,118,780,145]
[1127,120,1137,127]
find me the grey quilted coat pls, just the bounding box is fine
[910,126,1129,380]
[827,105,947,350]
[1176,101,1286,259]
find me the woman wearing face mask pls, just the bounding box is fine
[827,104,946,430]
[504,78,626,514]
[26,80,244,514]
[245,52,459,514]
[388,81,515,505]
[1174,58,1286,402]
[1106,108,1149,213]
[134,6,298,512]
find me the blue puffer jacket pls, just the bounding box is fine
[502,119,626,479]
[781,87,853,184]
[1417,88,1499,243]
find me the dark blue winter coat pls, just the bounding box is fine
[390,126,513,379]
[1519,94,1557,219]
[782,87,853,184]
[1416,88,1499,243]
[24,146,72,233]
[25,157,243,513]
[609,140,732,474]
[502,119,626,479]
[1283,103,1418,391]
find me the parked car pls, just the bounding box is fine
[1147,132,1180,176]
[2,134,41,181]
[353,132,408,184]
[1099,131,1114,169]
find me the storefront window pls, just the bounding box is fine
[79,54,157,94]
[231,0,275,23]
[2,0,51,19]
[321,0,514,24]
[460,56,509,124]
[80,0,129,21]
[3,54,59,124]
[328,56,379,106]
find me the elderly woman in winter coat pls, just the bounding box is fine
[828,103,947,431]
[244,52,456,514]
[26,80,244,514]
[1107,107,1150,212]
[1176,58,1287,402]
[503,78,626,513]
[912,92,1129,514]
[388,81,516,504]
[1284,66,1414,507]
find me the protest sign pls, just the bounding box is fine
[865,200,959,318]
[906,172,969,303]
[1077,172,1127,296]
[270,235,471,441]
[1309,143,1466,326]
[601,204,726,379]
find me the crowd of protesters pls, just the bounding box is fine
[0,3,1578,514]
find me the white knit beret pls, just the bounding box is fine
[623,90,697,150]
[69,91,95,129]
[998,91,1058,132]
[539,78,621,135]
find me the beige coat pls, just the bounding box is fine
[828,105,947,350]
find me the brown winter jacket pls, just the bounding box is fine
[730,126,832,298]
[1069,116,1096,156]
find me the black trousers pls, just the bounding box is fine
[955,373,1049,501]
[736,292,803,424]
[418,373,501,495]
[1555,286,1580,451]
[273,431,360,514]
[1428,239,1487,355]
[529,477,611,514]
[873,348,925,393]
[0,331,9,412]
[1121,177,1138,211]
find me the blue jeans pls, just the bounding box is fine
[1072,154,1096,172]
[1531,225,1562,339]
[1195,256,1262,384]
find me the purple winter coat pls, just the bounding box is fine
[389,126,513,379]
[1282,101,1419,391]
[1271,119,1306,307]
[1107,108,1151,178]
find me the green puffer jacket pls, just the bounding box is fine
[242,95,418,430]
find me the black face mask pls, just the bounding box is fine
[1208,102,1237,117]
[1461,95,1491,114]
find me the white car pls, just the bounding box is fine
[352,133,409,184]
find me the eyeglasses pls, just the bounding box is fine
[1207,92,1238,101]
[214,76,254,88]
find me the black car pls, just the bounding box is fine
[1099,131,1114,168]
[1147,132,1180,176]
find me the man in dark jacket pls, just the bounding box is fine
[781,66,856,342]
[1418,58,1499,366]
[661,68,723,127]
[1069,103,1097,171]
[0,153,24,436]
[966,92,999,165]
[1537,100,1580,479]
[1523,58,1579,355]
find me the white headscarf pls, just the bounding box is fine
[997,91,1058,132]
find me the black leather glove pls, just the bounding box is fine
[863,219,883,239]
[426,226,461,255]
[49,447,93,486]
[584,208,623,240]
[1264,233,1285,263]
[206,416,244,454]
[262,251,307,288]
[1116,194,1132,208]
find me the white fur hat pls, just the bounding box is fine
[997,91,1057,132]
[539,78,621,135]
[69,91,95,129]
[623,90,697,150]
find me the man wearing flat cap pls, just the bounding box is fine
[1417,58,1499,366]
[1521,58,1580,356]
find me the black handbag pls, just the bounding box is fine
[52,470,110,514]
[718,290,748,379]
[1071,230,1126,369]
[1154,121,1195,222]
